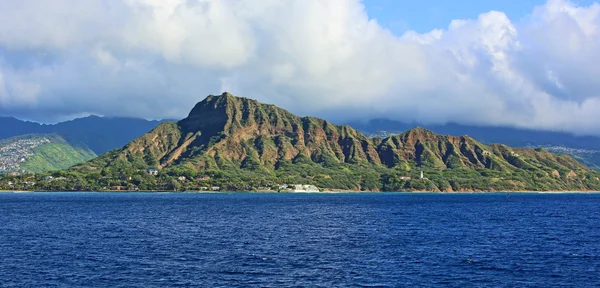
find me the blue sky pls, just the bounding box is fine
[365,0,596,34]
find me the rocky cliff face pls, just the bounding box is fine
[99,93,381,170]
[75,92,599,191]
[375,127,587,173]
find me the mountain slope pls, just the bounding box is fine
[70,93,600,192]
[0,116,168,154]
[571,153,600,171]
[78,93,379,173]
[0,117,45,137]
[0,134,96,174]
[353,118,600,150]
[356,119,600,171]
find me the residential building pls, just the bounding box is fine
[145,168,158,176]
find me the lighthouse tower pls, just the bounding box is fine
[420,171,424,180]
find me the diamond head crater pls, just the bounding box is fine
[2,92,599,192]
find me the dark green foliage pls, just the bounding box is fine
[5,93,600,192]
[0,134,96,174]
[241,156,262,171]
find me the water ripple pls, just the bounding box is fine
[1,192,599,287]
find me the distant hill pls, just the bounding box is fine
[0,116,170,155]
[351,119,600,171]
[67,93,600,192]
[0,134,96,174]
[351,119,600,149]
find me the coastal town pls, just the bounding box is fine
[540,145,600,155]
[0,165,433,193]
[0,136,50,174]
[0,166,322,192]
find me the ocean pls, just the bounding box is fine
[1,192,599,287]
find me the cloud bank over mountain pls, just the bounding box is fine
[0,0,599,135]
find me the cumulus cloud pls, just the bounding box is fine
[0,0,599,135]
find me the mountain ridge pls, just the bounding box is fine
[85,93,379,171]
[5,105,600,171]
[0,116,171,155]
[69,92,600,192]
[354,119,600,150]
[364,127,600,171]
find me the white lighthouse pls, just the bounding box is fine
[420,171,424,180]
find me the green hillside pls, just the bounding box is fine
[21,143,97,173]
[0,134,96,174]
[557,152,600,172]
[61,93,600,192]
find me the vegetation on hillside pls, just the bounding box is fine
[20,142,97,173]
[0,134,96,174]
[2,93,599,192]
[2,155,599,192]
[0,116,166,155]
[565,153,600,171]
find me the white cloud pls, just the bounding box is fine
[121,0,257,68]
[0,70,6,104]
[0,0,599,135]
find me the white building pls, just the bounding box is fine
[146,168,158,176]
[291,184,320,192]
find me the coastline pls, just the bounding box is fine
[1,189,600,194]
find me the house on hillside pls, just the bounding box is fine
[197,175,210,181]
[145,168,158,176]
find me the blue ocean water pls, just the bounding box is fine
[1,192,599,287]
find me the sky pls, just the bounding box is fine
[1,0,600,136]
[366,0,596,34]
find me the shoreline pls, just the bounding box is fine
[1,190,600,194]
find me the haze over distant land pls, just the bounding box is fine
[62,93,600,192]
[1,93,599,191]
[0,116,168,155]
[1,0,600,135]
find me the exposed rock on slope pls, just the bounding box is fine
[74,92,600,192]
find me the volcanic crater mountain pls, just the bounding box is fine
[75,92,600,192]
